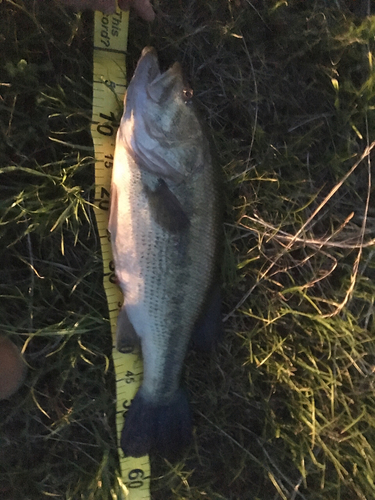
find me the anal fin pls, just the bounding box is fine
[116,306,140,354]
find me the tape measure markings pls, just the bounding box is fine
[92,7,150,499]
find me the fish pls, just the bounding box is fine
[108,46,222,458]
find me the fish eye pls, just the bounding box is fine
[182,88,193,102]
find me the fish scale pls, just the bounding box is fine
[113,165,216,398]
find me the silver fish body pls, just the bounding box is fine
[109,47,221,458]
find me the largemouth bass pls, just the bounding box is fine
[109,47,221,458]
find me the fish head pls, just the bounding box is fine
[119,47,207,182]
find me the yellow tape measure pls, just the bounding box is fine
[91,7,151,499]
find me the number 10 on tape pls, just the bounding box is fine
[91,7,150,499]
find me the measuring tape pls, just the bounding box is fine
[91,7,151,499]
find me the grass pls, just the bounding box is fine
[1,0,375,498]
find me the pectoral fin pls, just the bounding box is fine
[144,178,190,233]
[116,306,141,353]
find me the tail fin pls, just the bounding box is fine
[121,387,192,459]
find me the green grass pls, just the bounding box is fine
[1,0,375,498]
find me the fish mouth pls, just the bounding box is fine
[132,46,161,89]
[128,46,184,104]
